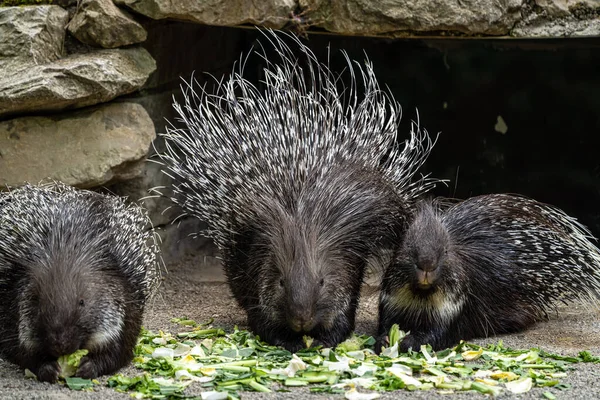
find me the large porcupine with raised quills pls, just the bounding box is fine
[0,182,160,382]
[158,30,441,351]
[377,194,600,352]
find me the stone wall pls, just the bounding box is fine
[1,0,599,263]
[0,4,156,188]
[112,0,600,38]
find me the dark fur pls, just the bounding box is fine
[377,194,600,352]
[225,164,407,351]
[0,187,150,382]
[158,30,440,351]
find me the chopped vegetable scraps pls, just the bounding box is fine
[57,349,89,378]
[53,319,597,398]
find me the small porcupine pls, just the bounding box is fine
[158,30,441,351]
[377,194,600,352]
[0,182,160,382]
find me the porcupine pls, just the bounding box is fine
[0,182,160,383]
[158,30,441,351]
[377,194,600,352]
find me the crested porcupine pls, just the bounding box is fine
[0,182,160,382]
[158,30,441,351]
[377,194,600,352]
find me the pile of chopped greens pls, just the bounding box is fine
[52,318,599,399]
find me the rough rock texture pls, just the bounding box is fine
[114,0,296,28]
[0,47,156,118]
[113,0,600,37]
[156,218,214,264]
[301,0,523,35]
[105,160,180,227]
[104,159,213,262]
[535,0,600,17]
[0,6,68,72]
[0,102,155,189]
[514,16,600,37]
[514,0,600,37]
[68,0,147,48]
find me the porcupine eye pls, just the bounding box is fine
[279,278,284,288]
[79,299,85,307]
[319,278,324,287]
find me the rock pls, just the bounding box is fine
[535,0,600,17]
[105,160,182,227]
[513,17,600,37]
[0,6,68,72]
[114,0,295,28]
[68,0,147,48]
[156,217,213,265]
[513,0,600,37]
[535,0,571,16]
[0,102,156,189]
[0,47,156,118]
[302,0,523,36]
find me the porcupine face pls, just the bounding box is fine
[19,254,127,358]
[17,207,126,358]
[390,203,452,296]
[379,202,469,332]
[249,166,402,340]
[250,204,354,335]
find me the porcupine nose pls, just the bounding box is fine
[416,259,439,288]
[288,308,316,333]
[47,327,79,357]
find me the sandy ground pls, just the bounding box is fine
[0,252,599,399]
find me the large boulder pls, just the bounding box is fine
[0,47,156,118]
[68,0,148,48]
[0,6,68,72]
[114,0,295,28]
[0,102,156,189]
[302,0,523,36]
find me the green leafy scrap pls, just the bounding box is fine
[65,376,95,391]
[52,318,596,399]
[57,349,89,379]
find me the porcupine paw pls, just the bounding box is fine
[375,334,389,354]
[399,334,428,353]
[76,356,102,379]
[273,338,305,353]
[36,361,60,383]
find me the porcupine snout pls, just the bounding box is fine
[415,254,440,289]
[45,325,80,357]
[287,305,316,333]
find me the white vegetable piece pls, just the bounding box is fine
[174,369,214,383]
[268,354,307,377]
[201,391,229,400]
[385,367,422,387]
[173,343,192,357]
[353,363,378,377]
[389,363,413,376]
[152,347,175,359]
[504,377,533,394]
[324,356,352,373]
[381,342,399,358]
[345,388,380,400]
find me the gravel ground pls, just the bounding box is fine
[0,252,599,399]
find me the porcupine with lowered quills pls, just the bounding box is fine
[377,194,600,352]
[158,30,441,351]
[0,182,160,382]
